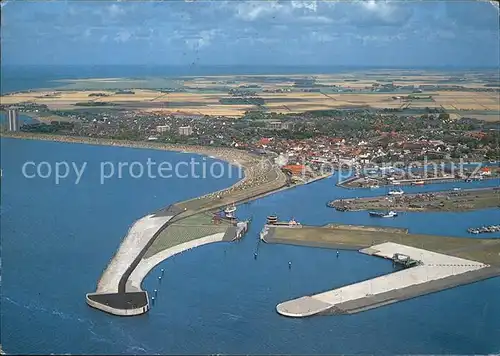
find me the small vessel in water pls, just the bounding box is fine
[453,187,462,191]
[369,210,398,218]
[370,184,380,189]
[411,180,425,185]
[388,188,404,196]
[224,203,237,219]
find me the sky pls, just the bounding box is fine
[1,0,499,67]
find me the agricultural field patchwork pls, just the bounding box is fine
[2,70,498,119]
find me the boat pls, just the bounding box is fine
[266,215,278,225]
[411,180,425,185]
[453,187,461,191]
[370,184,380,189]
[369,210,398,218]
[388,189,404,196]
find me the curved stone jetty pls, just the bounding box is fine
[86,205,182,316]
[96,214,175,294]
[127,233,225,292]
[276,242,493,317]
[85,148,289,316]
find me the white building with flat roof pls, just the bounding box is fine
[156,125,170,133]
[178,126,193,136]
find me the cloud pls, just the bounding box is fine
[107,3,126,18]
[235,1,285,21]
[291,1,318,12]
[114,29,132,43]
[185,29,218,49]
[355,0,414,26]
[1,0,499,66]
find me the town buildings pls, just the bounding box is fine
[178,126,193,136]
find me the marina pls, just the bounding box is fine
[328,186,500,213]
[338,165,500,190]
[467,225,500,235]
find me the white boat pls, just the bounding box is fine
[370,185,380,189]
[224,204,237,218]
[369,210,398,218]
[453,187,461,191]
[388,189,404,196]
[224,204,236,213]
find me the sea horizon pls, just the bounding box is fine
[2,64,498,95]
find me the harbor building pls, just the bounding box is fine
[7,109,19,132]
[178,126,193,136]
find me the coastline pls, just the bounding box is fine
[13,131,292,317]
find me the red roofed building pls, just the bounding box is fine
[259,137,271,145]
[283,164,306,175]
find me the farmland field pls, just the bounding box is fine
[2,70,498,119]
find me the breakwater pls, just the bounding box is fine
[81,138,291,316]
[264,224,500,317]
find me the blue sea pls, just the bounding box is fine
[1,137,500,355]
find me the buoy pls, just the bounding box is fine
[151,296,155,305]
[288,261,292,269]
[158,276,162,282]
[161,268,164,274]
[154,289,158,296]
[336,250,339,258]
[254,252,257,260]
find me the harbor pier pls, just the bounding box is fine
[86,155,291,316]
[263,223,500,317]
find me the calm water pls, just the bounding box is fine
[1,138,499,355]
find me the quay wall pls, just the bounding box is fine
[263,235,366,251]
[323,266,500,315]
[276,242,496,318]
